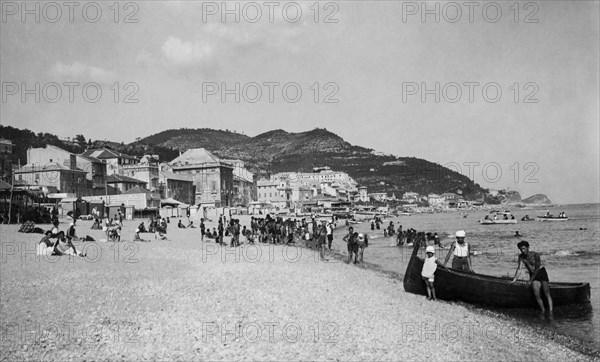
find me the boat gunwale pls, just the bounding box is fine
[411,254,590,288]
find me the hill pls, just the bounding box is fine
[522,194,553,205]
[134,128,488,199]
[1,125,489,199]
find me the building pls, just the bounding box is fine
[256,179,293,209]
[358,186,368,202]
[83,185,161,211]
[14,162,88,196]
[15,145,91,196]
[270,168,358,202]
[402,192,420,203]
[158,170,195,205]
[76,154,108,196]
[291,185,313,206]
[82,148,138,175]
[368,192,388,202]
[0,139,14,183]
[223,159,255,207]
[169,148,234,207]
[120,155,160,192]
[106,174,147,193]
[427,193,445,206]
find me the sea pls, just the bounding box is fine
[339,203,600,354]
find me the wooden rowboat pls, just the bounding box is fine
[537,216,569,222]
[403,243,591,308]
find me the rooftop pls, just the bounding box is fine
[15,163,86,173]
[106,174,147,184]
[170,148,232,169]
[82,148,138,161]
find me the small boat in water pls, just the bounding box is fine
[480,211,517,225]
[537,216,569,222]
[403,243,591,308]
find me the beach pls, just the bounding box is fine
[0,218,596,361]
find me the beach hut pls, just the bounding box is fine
[160,197,184,218]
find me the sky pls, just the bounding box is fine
[1,0,599,204]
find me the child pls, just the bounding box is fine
[421,246,447,301]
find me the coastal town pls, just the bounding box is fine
[1,1,597,360]
[1,138,517,223]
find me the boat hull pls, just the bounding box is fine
[537,217,569,222]
[479,219,517,224]
[403,246,590,308]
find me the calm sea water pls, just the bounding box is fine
[337,203,600,353]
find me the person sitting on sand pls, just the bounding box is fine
[49,220,61,238]
[187,221,195,228]
[155,223,167,240]
[178,219,186,229]
[421,246,448,301]
[443,230,474,273]
[53,231,86,257]
[134,227,149,242]
[66,221,80,242]
[37,230,56,255]
[109,226,121,242]
[514,231,522,237]
[138,222,147,233]
[510,240,553,312]
[91,218,102,230]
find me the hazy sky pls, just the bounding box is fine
[1,1,599,204]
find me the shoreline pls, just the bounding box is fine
[1,220,597,361]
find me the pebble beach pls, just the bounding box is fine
[0,218,597,361]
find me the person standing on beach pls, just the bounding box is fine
[218,219,224,245]
[356,233,368,266]
[326,221,334,250]
[443,230,474,273]
[421,246,448,300]
[510,240,553,312]
[200,218,206,241]
[317,220,328,261]
[232,219,241,247]
[342,227,357,263]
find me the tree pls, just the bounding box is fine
[74,134,86,147]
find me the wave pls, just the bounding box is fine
[552,250,580,257]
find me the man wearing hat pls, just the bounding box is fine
[510,240,553,312]
[443,230,474,273]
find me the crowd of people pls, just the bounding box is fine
[36,219,87,257]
